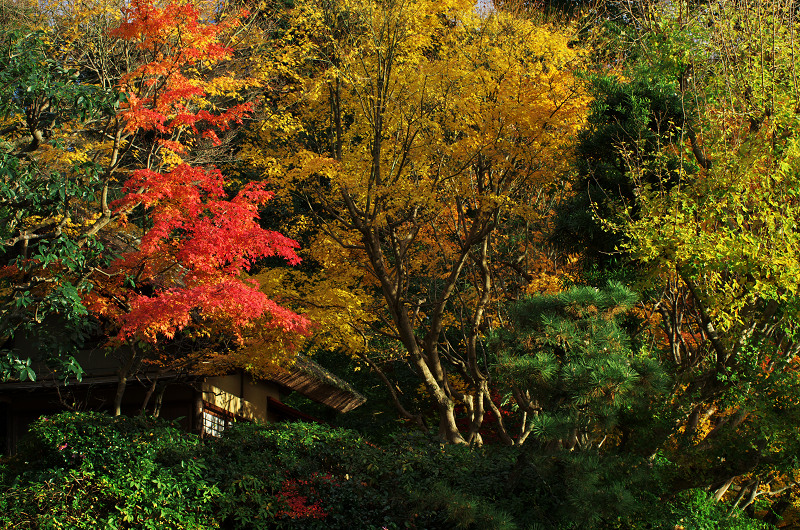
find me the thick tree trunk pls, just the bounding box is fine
[437,403,466,444]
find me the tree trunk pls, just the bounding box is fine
[140,377,158,415]
[437,403,466,444]
[713,477,735,501]
[153,383,167,418]
[113,346,140,416]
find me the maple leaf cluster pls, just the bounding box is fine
[112,0,253,152]
[81,0,310,348]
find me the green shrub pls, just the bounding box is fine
[644,490,775,530]
[0,412,217,529]
[0,412,777,529]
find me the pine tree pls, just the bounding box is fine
[493,282,668,449]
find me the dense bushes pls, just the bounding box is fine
[0,413,216,529]
[0,413,520,529]
[0,412,775,529]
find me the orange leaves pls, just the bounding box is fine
[113,0,255,155]
[112,0,234,57]
[85,0,309,349]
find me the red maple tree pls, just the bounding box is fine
[84,0,309,349]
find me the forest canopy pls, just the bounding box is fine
[2,0,800,526]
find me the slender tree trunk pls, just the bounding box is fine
[713,477,735,501]
[153,383,166,418]
[114,345,139,416]
[193,389,203,436]
[140,377,158,415]
[356,350,429,432]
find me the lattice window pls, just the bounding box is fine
[201,406,232,437]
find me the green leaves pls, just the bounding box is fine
[0,29,119,381]
[0,31,100,132]
[552,71,693,277]
[493,282,668,448]
[0,353,36,382]
[16,358,35,382]
[0,413,217,529]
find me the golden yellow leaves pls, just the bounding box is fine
[234,0,592,369]
[250,265,376,360]
[411,12,588,194]
[202,76,260,99]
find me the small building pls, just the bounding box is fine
[0,352,365,454]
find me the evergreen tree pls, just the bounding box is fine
[493,282,668,451]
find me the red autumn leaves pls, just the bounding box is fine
[85,0,310,345]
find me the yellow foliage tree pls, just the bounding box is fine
[246,0,588,443]
[601,0,800,506]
